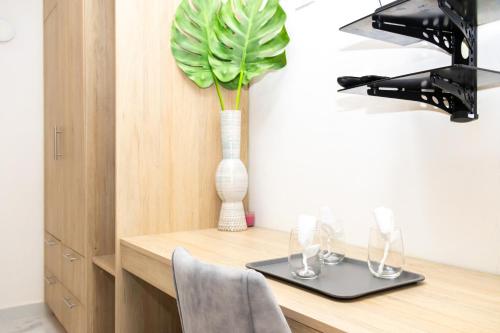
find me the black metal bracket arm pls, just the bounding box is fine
[430,74,475,112]
[372,0,477,66]
[366,69,478,122]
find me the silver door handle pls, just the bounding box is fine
[45,238,57,246]
[45,276,57,285]
[53,126,63,160]
[63,253,79,262]
[63,297,77,309]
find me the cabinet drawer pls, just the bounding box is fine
[61,245,85,304]
[44,270,62,321]
[45,232,61,279]
[60,285,85,333]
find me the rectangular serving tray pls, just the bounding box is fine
[246,256,425,300]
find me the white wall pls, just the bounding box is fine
[0,0,43,309]
[249,0,500,274]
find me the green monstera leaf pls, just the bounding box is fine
[210,0,290,102]
[171,0,222,89]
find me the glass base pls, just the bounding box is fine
[321,252,345,265]
[368,264,402,279]
[292,268,319,280]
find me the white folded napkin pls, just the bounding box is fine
[373,207,396,275]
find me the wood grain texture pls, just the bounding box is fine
[92,266,116,333]
[115,0,248,332]
[60,0,86,256]
[121,271,182,333]
[83,0,116,331]
[45,232,62,280]
[44,3,63,241]
[92,255,116,277]
[43,0,57,20]
[61,245,86,305]
[60,284,86,333]
[121,228,500,333]
[115,0,248,239]
[287,318,323,333]
[121,246,175,296]
[45,269,63,322]
[85,0,116,259]
[45,0,116,331]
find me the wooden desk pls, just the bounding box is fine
[121,228,500,333]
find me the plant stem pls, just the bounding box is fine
[214,78,225,111]
[235,70,244,110]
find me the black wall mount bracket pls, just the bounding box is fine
[372,0,478,66]
[338,0,500,123]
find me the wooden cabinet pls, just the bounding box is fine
[44,0,115,332]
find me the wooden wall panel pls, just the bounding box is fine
[115,0,248,332]
[44,2,64,240]
[44,0,57,20]
[115,0,248,238]
[121,271,182,333]
[84,0,116,332]
[85,0,116,258]
[92,267,115,333]
[60,0,86,256]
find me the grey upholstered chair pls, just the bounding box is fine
[172,247,291,333]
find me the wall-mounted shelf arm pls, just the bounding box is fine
[437,0,477,65]
[338,65,500,123]
[372,13,455,55]
[430,73,475,112]
[366,79,471,120]
[370,0,477,65]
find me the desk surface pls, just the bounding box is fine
[121,228,500,333]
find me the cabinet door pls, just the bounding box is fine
[44,2,64,239]
[60,0,86,255]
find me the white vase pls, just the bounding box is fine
[216,110,248,231]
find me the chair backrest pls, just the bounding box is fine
[172,247,291,333]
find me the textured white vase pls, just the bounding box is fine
[216,110,248,231]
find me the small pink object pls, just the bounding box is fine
[245,211,255,227]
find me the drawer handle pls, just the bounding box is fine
[63,253,80,262]
[54,126,64,160]
[45,276,57,285]
[63,297,77,309]
[45,239,57,246]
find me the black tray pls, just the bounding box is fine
[246,256,425,300]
